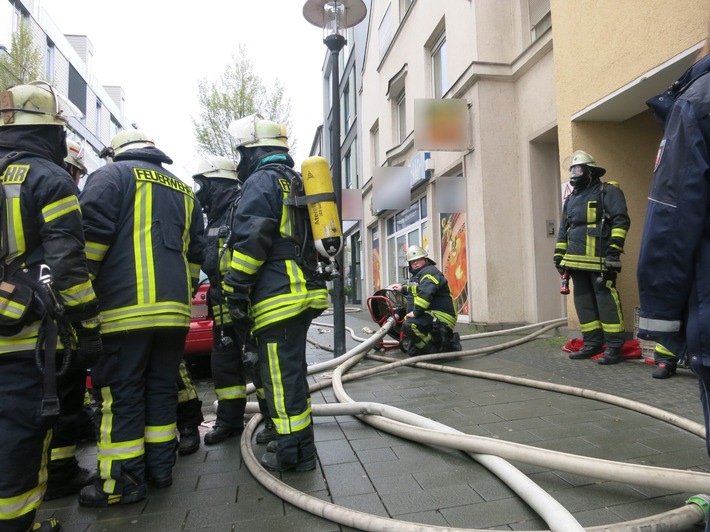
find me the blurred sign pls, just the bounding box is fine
[414,99,468,151]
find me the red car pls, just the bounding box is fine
[184,277,213,358]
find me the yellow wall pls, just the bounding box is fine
[552,0,708,333]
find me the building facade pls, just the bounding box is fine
[1,0,131,174]
[358,0,559,328]
[312,0,710,336]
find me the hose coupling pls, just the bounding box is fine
[686,494,710,521]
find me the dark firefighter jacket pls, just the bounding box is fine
[223,154,328,334]
[403,262,457,330]
[555,179,630,272]
[0,128,99,353]
[80,147,205,335]
[203,187,242,328]
[637,55,710,364]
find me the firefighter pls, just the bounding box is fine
[224,114,329,471]
[190,155,272,445]
[43,140,97,502]
[78,129,205,506]
[0,81,102,532]
[554,150,630,365]
[390,245,458,356]
[638,40,710,441]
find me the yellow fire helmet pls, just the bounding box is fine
[109,129,155,158]
[65,139,88,173]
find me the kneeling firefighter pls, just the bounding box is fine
[224,113,333,472]
[0,81,102,532]
[391,245,459,356]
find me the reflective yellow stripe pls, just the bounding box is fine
[215,385,247,401]
[0,431,50,520]
[579,320,602,333]
[178,361,198,402]
[84,240,109,262]
[42,195,79,224]
[134,181,156,304]
[611,227,627,239]
[145,423,177,444]
[50,444,76,461]
[267,341,289,434]
[59,278,97,307]
[230,250,263,276]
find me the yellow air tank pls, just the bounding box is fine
[301,156,343,259]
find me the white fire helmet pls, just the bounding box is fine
[0,80,80,127]
[227,113,289,150]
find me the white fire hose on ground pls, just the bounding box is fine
[239,316,710,531]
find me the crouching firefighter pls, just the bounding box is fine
[391,245,460,356]
[0,81,102,532]
[224,114,336,472]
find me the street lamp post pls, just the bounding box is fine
[303,0,367,357]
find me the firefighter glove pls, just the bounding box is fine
[73,318,103,368]
[226,295,254,330]
[553,256,564,275]
[605,255,622,273]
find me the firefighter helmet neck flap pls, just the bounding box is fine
[189,155,239,214]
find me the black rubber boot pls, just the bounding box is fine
[568,344,603,360]
[78,476,146,508]
[255,421,278,444]
[261,427,316,472]
[45,465,95,500]
[597,347,622,365]
[204,424,244,444]
[652,362,676,379]
[178,426,200,455]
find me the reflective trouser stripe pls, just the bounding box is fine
[145,424,177,444]
[50,444,76,462]
[215,386,247,401]
[0,431,51,520]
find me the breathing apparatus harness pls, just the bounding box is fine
[0,151,73,424]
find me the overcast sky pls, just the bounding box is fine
[37,0,328,180]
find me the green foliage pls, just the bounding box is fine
[0,21,45,90]
[192,44,294,160]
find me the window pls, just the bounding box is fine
[432,34,447,99]
[95,101,102,136]
[342,143,358,190]
[400,0,414,21]
[378,2,393,59]
[385,198,428,285]
[45,39,55,82]
[397,91,407,143]
[68,64,87,117]
[343,150,352,190]
[371,124,380,168]
[342,80,350,135]
[529,0,551,41]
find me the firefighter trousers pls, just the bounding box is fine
[176,360,203,430]
[210,325,246,428]
[0,350,53,532]
[91,328,186,493]
[49,363,88,480]
[570,270,625,349]
[255,311,317,465]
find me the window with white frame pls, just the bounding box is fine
[432,33,447,99]
[95,101,102,137]
[400,0,414,21]
[342,80,350,135]
[386,197,428,285]
[529,0,551,41]
[45,38,55,83]
[397,91,406,143]
[371,123,380,169]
